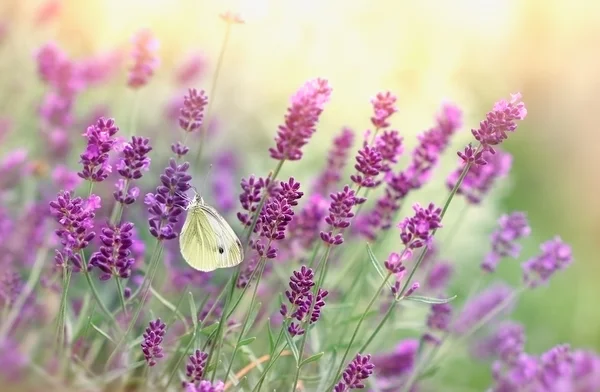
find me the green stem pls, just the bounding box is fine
[55,266,72,353]
[194,20,234,167]
[253,328,286,392]
[327,272,392,390]
[358,301,395,353]
[165,321,200,389]
[105,241,163,370]
[115,278,128,316]
[224,257,268,381]
[81,251,117,326]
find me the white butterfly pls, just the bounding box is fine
[179,192,244,272]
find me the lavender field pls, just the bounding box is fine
[1,1,599,391]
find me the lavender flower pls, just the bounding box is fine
[375,130,404,172]
[269,78,332,161]
[116,136,152,180]
[522,236,573,288]
[287,194,329,250]
[186,350,208,384]
[172,142,189,157]
[482,212,531,272]
[370,91,397,129]
[0,150,29,190]
[476,321,525,363]
[128,29,159,89]
[237,175,270,227]
[89,222,135,280]
[144,159,192,240]
[184,381,225,392]
[447,149,512,204]
[351,145,383,189]
[0,270,22,308]
[52,165,81,191]
[280,266,328,336]
[78,117,119,182]
[454,284,514,335]
[471,93,527,152]
[49,191,101,271]
[424,262,453,292]
[211,151,237,213]
[372,339,418,387]
[398,203,442,252]
[424,303,452,345]
[490,353,539,392]
[179,88,208,132]
[320,185,357,246]
[313,127,355,194]
[141,318,166,366]
[334,353,375,391]
[175,53,206,86]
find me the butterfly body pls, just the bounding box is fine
[179,193,244,272]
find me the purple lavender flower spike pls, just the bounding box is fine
[171,142,190,158]
[211,151,238,213]
[453,284,514,335]
[425,262,453,292]
[447,148,512,204]
[237,175,270,227]
[145,158,192,241]
[184,380,225,392]
[179,88,208,132]
[351,145,383,189]
[141,318,166,366]
[475,321,525,363]
[49,191,101,271]
[320,185,357,246]
[371,91,397,129]
[116,136,152,180]
[128,29,159,89]
[472,93,527,152]
[482,212,531,273]
[372,339,418,389]
[287,194,329,251]
[522,236,573,288]
[375,130,403,172]
[398,203,442,250]
[334,353,375,391]
[89,222,135,281]
[280,266,328,337]
[424,303,452,345]
[78,117,119,183]
[186,350,208,384]
[269,78,332,161]
[313,127,355,194]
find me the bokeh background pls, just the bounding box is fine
[1,0,598,389]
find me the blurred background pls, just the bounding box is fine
[1,0,598,389]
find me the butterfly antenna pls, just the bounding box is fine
[199,164,214,195]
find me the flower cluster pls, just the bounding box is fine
[184,381,225,392]
[128,29,159,89]
[522,236,573,287]
[179,88,208,133]
[472,93,528,151]
[269,78,332,161]
[280,266,328,336]
[89,222,135,280]
[454,284,514,335]
[145,159,192,240]
[424,303,452,345]
[370,91,397,129]
[78,117,119,182]
[49,191,101,271]
[334,354,375,391]
[114,136,152,204]
[320,185,357,246]
[350,145,383,189]
[237,175,271,227]
[482,212,531,272]
[141,319,166,366]
[313,127,355,194]
[398,203,442,252]
[186,350,208,384]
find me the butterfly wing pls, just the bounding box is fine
[179,203,243,272]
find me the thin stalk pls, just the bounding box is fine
[81,251,117,326]
[253,328,286,391]
[165,321,201,389]
[224,257,268,381]
[115,278,128,316]
[194,20,234,166]
[109,181,129,226]
[306,242,322,269]
[358,301,395,353]
[56,266,72,352]
[105,241,163,370]
[128,90,141,138]
[327,272,392,390]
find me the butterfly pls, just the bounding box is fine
[179,192,244,272]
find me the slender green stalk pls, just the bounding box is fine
[327,272,392,390]
[165,321,201,389]
[56,266,72,352]
[194,19,234,166]
[128,90,141,138]
[109,180,129,225]
[80,250,118,327]
[224,257,268,381]
[105,241,163,370]
[253,328,286,391]
[358,300,395,353]
[115,278,128,316]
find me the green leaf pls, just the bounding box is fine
[284,327,300,364]
[366,243,393,289]
[200,322,220,337]
[300,352,324,367]
[238,337,256,347]
[99,360,145,384]
[244,301,261,335]
[267,318,275,352]
[188,292,198,329]
[91,322,115,343]
[404,294,457,305]
[339,309,379,326]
